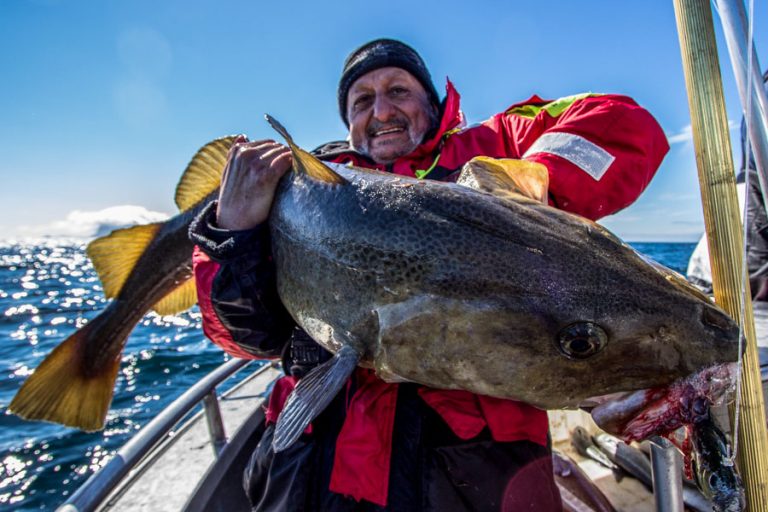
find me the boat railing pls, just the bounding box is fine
[56,357,265,512]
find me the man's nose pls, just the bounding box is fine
[372,95,396,121]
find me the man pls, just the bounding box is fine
[190,39,669,511]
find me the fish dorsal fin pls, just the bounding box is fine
[175,136,238,211]
[265,114,348,185]
[152,277,197,316]
[86,223,163,299]
[457,156,549,203]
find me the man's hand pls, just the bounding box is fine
[216,135,293,230]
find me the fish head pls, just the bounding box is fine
[371,294,738,410]
[690,415,746,512]
[369,213,740,409]
[534,234,741,407]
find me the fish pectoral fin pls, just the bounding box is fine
[175,136,238,211]
[8,320,120,432]
[266,114,349,186]
[152,277,197,315]
[272,345,360,452]
[457,156,549,204]
[87,223,164,299]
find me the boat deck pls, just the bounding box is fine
[100,363,282,512]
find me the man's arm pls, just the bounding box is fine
[500,94,669,221]
[190,203,295,359]
[189,136,295,359]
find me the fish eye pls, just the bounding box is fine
[557,322,607,359]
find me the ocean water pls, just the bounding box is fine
[0,240,696,511]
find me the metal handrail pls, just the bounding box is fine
[57,357,254,512]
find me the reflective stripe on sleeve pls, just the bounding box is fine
[523,132,615,181]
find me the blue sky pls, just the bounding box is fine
[1,0,766,241]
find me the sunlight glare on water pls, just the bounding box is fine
[0,240,236,510]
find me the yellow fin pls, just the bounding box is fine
[9,324,120,432]
[87,223,163,299]
[152,276,197,316]
[265,114,348,185]
[458,157,549,203]
[175,136,238,211]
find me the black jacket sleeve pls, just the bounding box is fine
[189,201,295,358]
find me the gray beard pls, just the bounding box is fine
[349,107,440,165]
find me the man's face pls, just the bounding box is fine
[347,67,438,165]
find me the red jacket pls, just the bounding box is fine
[191,80,669,506]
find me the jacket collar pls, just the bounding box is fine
[410,78,464,157]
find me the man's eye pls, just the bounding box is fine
[353,95,372,109]
[390,87,408,96]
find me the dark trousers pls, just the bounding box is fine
[245,384,562,512]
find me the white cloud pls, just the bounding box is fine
[667,124,693,145]
[667,119,740,145]
[13,205,170,240]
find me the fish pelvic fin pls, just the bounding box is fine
[86,223,163,299]
[272,344,360,452]
[457,156,549,203]
[9,321,120,432]
[152,276,197,315]
[265,114,348,186]
[175,136,239,211]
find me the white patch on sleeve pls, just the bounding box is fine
[523,132,615,181]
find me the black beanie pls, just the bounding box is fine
[338,39,441,126]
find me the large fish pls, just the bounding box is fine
[9,137,237,431]
[260,116,741,450]
[11,117,740,443]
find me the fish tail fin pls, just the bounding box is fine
[272,345,360,452]
[9,319,120,432]
[264,114,348,185]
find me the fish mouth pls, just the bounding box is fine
[582,363,736,442]
[700,303,741,353]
